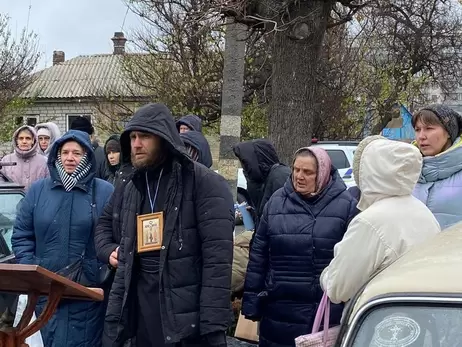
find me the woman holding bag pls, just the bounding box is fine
[11,130,114,347]
[242,146,357,347]
[320,136,440,305]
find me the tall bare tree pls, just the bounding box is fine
[123,0,271,133]
[199,0,462,160]
[344,0,462,135]
[123,0,225,128]
[206,0,368,161]
[0,14,40,116]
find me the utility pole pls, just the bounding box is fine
[218,18,247,200]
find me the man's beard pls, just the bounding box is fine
[131,150,166,169]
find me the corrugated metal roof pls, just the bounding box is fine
[21,54,144,99]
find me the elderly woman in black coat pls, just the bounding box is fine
[242,146,357,347]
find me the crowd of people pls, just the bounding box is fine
[1,102,461,347]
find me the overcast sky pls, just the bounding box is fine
[1,0,141,69]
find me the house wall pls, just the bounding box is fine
[0,101,95,155]
[1,101,223,168]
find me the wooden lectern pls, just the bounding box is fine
[0,264,104,347]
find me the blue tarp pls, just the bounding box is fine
[382,105,415,140]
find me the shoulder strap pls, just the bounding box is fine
[81,181,97,258]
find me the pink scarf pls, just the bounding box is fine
[296,147,332,195]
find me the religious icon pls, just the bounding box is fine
[137,212,164,253]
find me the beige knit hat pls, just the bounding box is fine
[353,135,386,187]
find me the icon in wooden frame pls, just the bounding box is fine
[137,212,164,253]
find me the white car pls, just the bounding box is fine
[311,140,357,188]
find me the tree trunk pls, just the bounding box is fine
[269,1,334,164]
[219,19,247,201]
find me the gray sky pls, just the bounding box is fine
[1,0,141,69]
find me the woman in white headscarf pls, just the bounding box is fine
[35,122,61,157]
[321,136,440,304]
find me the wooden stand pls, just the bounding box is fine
[0,264,104,347]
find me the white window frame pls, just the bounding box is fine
[66,114,92,131]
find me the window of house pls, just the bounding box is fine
[326,150,350,169]
[15,115,39,127]
[66,114,92,131]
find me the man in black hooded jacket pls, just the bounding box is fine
[102,103,234,347]
[233,139,290,225]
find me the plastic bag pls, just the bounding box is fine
[14,294,44,347]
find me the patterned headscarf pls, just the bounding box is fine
[55,152,92,191]
[185,145,199,162]
[293,146,332,195]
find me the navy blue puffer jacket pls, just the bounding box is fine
[242,169,357,347]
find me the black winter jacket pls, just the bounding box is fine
[93,141,108,180]
[95,134,135,267]
[102,134,135,188]
[233,139,290,222]
[102,104,235,347]
[94,181,127,267]
[348,186,361,201]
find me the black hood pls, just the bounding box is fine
[176,114,202,132]
[120,103,186,166]
[180,131,213,168]
[233,139,280,183]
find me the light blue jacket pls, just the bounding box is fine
[413,138,462,229]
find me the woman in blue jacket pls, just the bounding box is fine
[242,146,357,347]
[12,130,114,347]
[412,104,462,229]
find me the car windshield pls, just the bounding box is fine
[0,192,23,258]
[350,304,462,346]
[326,150,350,169]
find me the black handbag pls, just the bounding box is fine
[57,182,114,286]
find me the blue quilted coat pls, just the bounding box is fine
[12,130,114,347]
[413,138,462,229]
[242,170,357,347]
